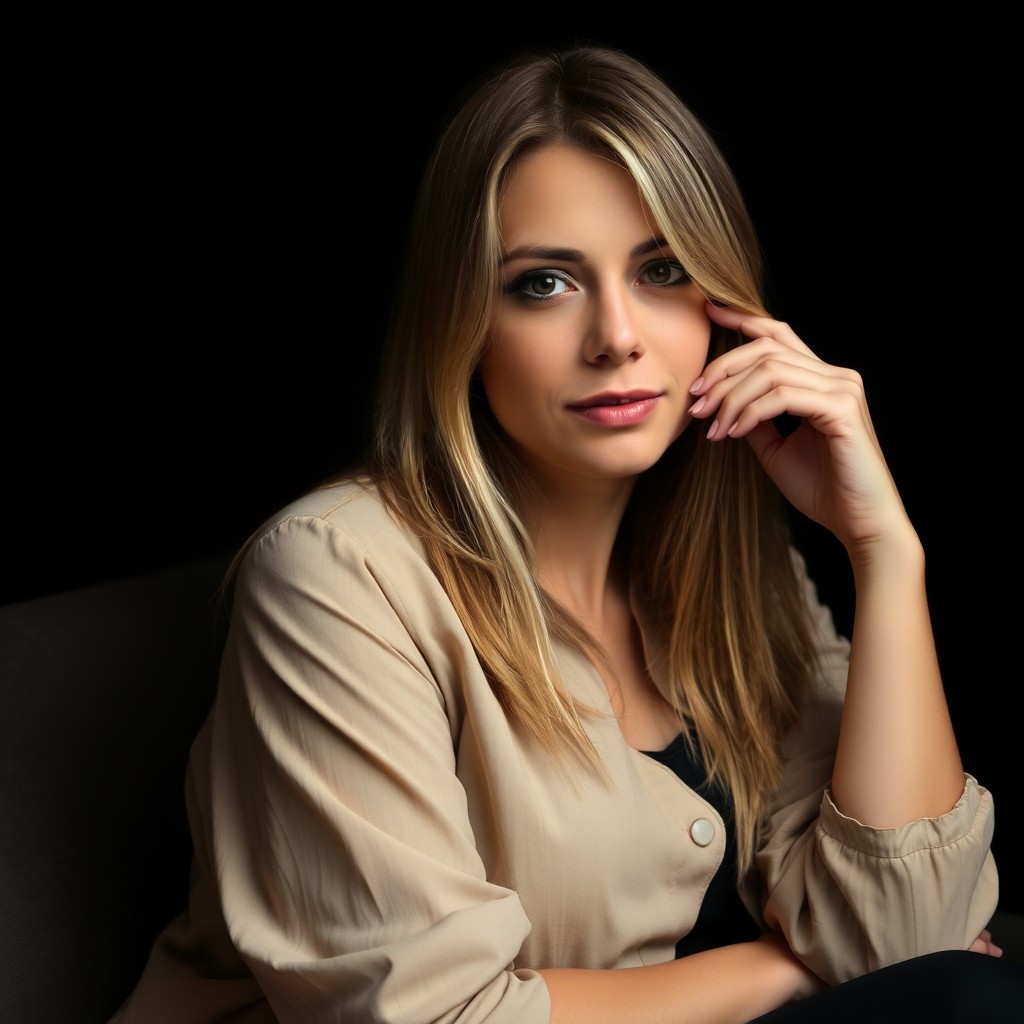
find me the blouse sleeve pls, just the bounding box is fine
[747,549,999,985]
[201,509,551,1023]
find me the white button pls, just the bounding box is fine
[690,818,715,847]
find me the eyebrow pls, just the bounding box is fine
[501,236,671,266]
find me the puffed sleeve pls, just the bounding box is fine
[201,505,551,1023]
[746,549,999,985]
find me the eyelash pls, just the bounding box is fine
[504,259,692,302]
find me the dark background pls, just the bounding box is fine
[3,5,1019,911]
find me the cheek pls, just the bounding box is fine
[478,328,558,413]
[478,359,532,446]
[644,306,710,378]
[691,328,712,373]
[667,310,712,375]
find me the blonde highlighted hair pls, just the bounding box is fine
[366,44,818,875]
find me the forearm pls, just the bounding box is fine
[539,935,819,1024]
[831,524,964,825]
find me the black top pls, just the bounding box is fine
[643,733,761,956]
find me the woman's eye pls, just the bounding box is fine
[642,260,691,287]
[505,269,572,301]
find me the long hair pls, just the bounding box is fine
[367,44,818,874]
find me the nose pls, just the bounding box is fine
[582,285,645,365]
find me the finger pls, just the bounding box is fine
[969,937,1004,957]
[690,340,835,397]
[690,360,863,436]
[710,388,864,443]
[705,300,814,354]
[692,340,861,402]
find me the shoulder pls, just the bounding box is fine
[271,474,414,539]
[255,473,419,547]
[226,475,470,689]
[235,475,433,599]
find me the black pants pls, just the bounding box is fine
[748,950,1024,1023]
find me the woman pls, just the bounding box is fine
[111,44,1023,1023]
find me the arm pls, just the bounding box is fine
[690,302,998,979]
[540,933,821,1024]
[751,553,997,981]
[204,507,548,1022]
[833,526,962,823]
[692,300,964,824]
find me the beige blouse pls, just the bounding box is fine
[110,478,999,1024]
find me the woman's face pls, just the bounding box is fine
[480,144,711,493]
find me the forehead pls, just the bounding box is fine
[498,145,654,248]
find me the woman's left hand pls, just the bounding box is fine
[970,929,1004,957]
[687,301,910,551]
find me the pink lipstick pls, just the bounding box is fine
[568,390,661,426]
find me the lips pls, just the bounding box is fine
[568,389,661,409]
[567,391,662,427]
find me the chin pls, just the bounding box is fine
[581,451,668,480]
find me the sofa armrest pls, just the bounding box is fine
[0,554,231,1024]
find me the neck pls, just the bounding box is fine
[521,477,634,625]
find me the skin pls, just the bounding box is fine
[483,145,711,491]
[478,144,995,1023]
